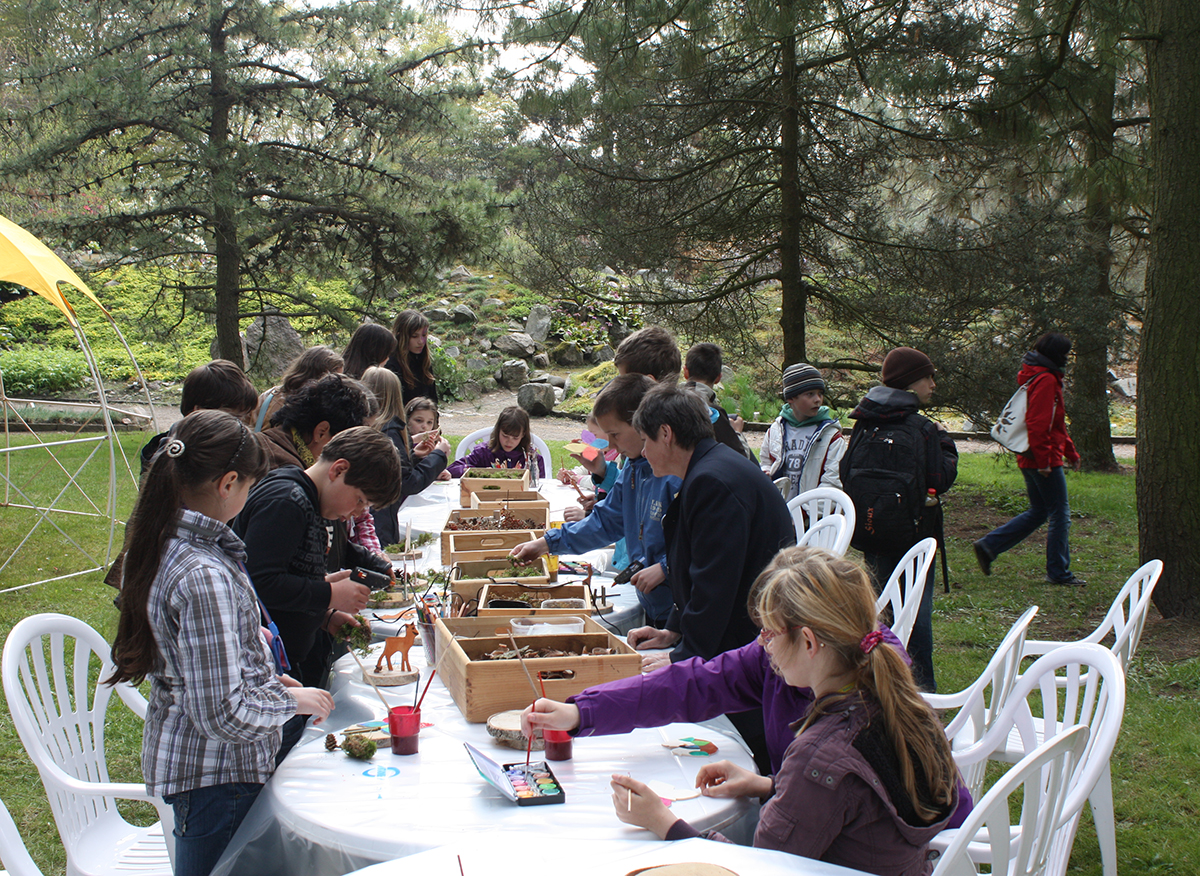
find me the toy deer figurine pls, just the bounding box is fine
[375,624,418,673]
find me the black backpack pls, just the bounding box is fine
[840,415,928,554]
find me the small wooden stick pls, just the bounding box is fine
[507,632,543,703]
[347,648,393,713]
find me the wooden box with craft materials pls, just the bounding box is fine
[459,500,552,526]
[434,615,640,722]
[477,582,594,617]
[458,469,531,505]
[450,556,551,601]
[441,529,542,565]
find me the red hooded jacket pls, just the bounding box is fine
[1016,361,1080,470]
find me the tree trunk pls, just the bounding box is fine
[209,5,243,368]
[1069,60,1120,472]
[1139,0,1200,618]
[777,12,807,366]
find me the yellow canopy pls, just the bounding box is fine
[0,214,109,326]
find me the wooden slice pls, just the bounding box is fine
[626,866,738,876]
[363,667,418,687]
[486,709,545,751]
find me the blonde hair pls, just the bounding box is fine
[751,546,957,822]
[361,366,406,427]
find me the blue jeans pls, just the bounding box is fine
[863,549,937,692]
[977,467,1072,581]
[164,782,263,876]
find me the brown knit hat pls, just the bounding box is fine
[881,347,935,389]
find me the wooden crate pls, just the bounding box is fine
[450,556,551,601]
[458,469,530,504]
[477,582,594,617]
[456,503,551,527]
[440,520,544,565]
[434,616,640,722]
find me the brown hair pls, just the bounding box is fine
[391,309,434,389]
[593,373,654,425]
[684,342,723,385]
[279,346,344,395]
[631,381,714,449]
[750,547,957,822]
[180,359,258,418]
[490,405,531,456]
[342,323,398,380]
[319,426,403,507]
[269,373,373,440]
[108,410,269,685]
[404,396,439,429]
[613,325,681,380]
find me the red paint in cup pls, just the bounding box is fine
[388,706,420,755]
[543,729,573,761]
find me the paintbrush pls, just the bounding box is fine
[508,632,542,768]
[415,670,437,710]
[347,647,393,713]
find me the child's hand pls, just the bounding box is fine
[521,698,581,738]
[558,467,580,486]
[509,539,548,564]
[630,563,666,594]
[563,504,586,523]
[290,687,335,724]
[570,450,608,478]
[610,774,678,839]
[328,570,369,614]
[437,469,452,480]
[695,760,773,799]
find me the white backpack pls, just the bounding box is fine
[990,375,1052,453]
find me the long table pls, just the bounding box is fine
[213,640,757,876]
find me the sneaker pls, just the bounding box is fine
[972,541,993,576]
[1046,574,1087,586]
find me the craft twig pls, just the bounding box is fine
[507,632,543,703]
[347,648,393,713]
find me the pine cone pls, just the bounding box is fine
[325,733,339,752]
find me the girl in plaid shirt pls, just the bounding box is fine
[109,410,334,876]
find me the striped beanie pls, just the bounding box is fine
[782,363,825,400]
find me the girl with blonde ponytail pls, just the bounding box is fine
[610,546,960,876]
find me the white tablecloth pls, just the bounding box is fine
[214,641,756,876]
[346,837,873,876]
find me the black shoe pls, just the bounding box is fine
[1046,574,1087,586]
[972,541,993,576]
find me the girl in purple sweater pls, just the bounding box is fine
[446,405,546,478]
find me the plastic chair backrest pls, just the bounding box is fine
[940,644,1125,876]
[0,797,44,876]
[772,477,791,501]
[932,724,1090,876]
[924,606,1039,798]
[454,428,551,477]
[873,537,937,648]
[2,613,169,874]
[796,515,849,556]
[786,487,855,542]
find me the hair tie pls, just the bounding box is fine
[164,438,186,458]
[860,630,884,655]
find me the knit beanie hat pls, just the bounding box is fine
[782,363,825,400]
[881,347,935,389]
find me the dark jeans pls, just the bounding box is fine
[863,549,937,692]
[977,466,1072,581]
[275,713,311,765]
[164,782,263,876]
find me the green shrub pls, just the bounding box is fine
[0,348,89,396]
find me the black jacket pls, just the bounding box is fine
[385,352,438,405]
[371,416,448,548]
[664,439,795,662]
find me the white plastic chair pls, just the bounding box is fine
[2,614,174,876]
[873,537,937,649]
[786,486,854,536]
[0,797,44,876]
[932,724,1091,876]
[772,476,791,501]
[989,559,1161,876]
[796,514,849,556]
[932,644,1126,876]
[924,606,1039,799]
[454,427,551,477]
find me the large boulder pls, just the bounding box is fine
[589,344,615,364]
[524,304,553,343]
[518,382,557,416]
[500,359,530,388]
[532,352,550,369]
[495,332,537,357]
[449,265,472,282]
[551,341,584,367]
[424,307,452,322]
[452,304,477,324]
[242,311,304,383]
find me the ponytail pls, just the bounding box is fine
[108,410,268,685]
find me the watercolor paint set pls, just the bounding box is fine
[464,743,565,806]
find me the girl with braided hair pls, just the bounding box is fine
[610,546,960,876]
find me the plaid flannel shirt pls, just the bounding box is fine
[143,510,296,796]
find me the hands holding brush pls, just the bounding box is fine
[610,774,678,839]
[521,698,580,738]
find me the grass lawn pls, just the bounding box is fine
[0,434,1196,874]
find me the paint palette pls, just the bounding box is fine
[464,743,566,807]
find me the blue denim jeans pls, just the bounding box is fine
[977,466,1072,581]
[163,782,263,876]
[863,549,937,693]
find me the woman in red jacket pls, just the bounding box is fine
[973,333,1084,585]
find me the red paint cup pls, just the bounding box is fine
[388,706,420,755]
[543,729,573,761]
